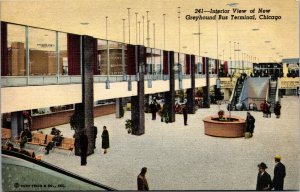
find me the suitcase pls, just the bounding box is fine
[244,132,251,138]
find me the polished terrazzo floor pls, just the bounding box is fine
[38,96,300,190]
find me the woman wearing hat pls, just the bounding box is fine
[256,162,273,190]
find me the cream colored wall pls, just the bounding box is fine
[1,78,211,113]
[1,84,82,113]
[145,80,169,95]
[94,81,137,100]
[195,78,207,87]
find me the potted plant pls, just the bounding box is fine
[125,119,133,134]
[218,110,225,120]
[70,112,84,156]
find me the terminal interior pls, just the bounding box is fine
[1,0,299,190]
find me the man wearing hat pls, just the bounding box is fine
[273,155,286,190]
[256,162,273,190]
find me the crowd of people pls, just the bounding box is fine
[149,99,190,126]
[261,100,282,119]
[2,96,287,190]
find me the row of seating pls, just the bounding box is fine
[14,132,75,156]
[2,144,35,158]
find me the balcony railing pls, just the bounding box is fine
[1,73,207,87]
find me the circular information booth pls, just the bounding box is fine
[203,115,246,138]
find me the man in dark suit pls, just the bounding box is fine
[246,112,255,137]
[137,167,149,191]
[256,162,273,190]
[149,102,157,120]
[80,130,88,166]
[182,105,188,126]
[273,155,286,190]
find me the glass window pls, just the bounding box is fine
[29,27,57,76]
[174,52,179,66]
[98,39,108,75]
[108,41,123,75]
[146,48,152,74]
[154,49,161,75]
[208,59,214,74]
[7,24,26,76]
[95,99,115,106]
[59,33,68,75]
[179,53,185,75]
[195,56,202,74]
[122,43,127,76]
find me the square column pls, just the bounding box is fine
[131,45,146,135]
[115,98,123,118]
[10,111,23,141]
[203,57,210,108]
[82,35,95,155]
[187,55,196,114]
[165,51,175,123]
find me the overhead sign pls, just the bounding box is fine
[220,77,235,88]
[279,78,299,89]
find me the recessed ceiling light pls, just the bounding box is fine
[227,3,239,7]
[80,22,89,25]
[252,28,260,31]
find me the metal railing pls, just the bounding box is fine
[1,73,208,87]
[1,75,133,87]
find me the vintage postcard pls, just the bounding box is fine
[1,0,299,191]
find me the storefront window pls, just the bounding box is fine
[59,33,68,75]
[32,104,74,116]
[122,43,128,76]
[179,53,185,75]
[7,24,26,76]
[29,27,57,76]
[209,59,215,74]
[174,52,179,67]
[196,56,202,74]
[146,48,152,74]
[98,39,108,75]
[154,49,161,75]
[108,41,123,75]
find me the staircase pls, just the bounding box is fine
[268,79,278,113]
